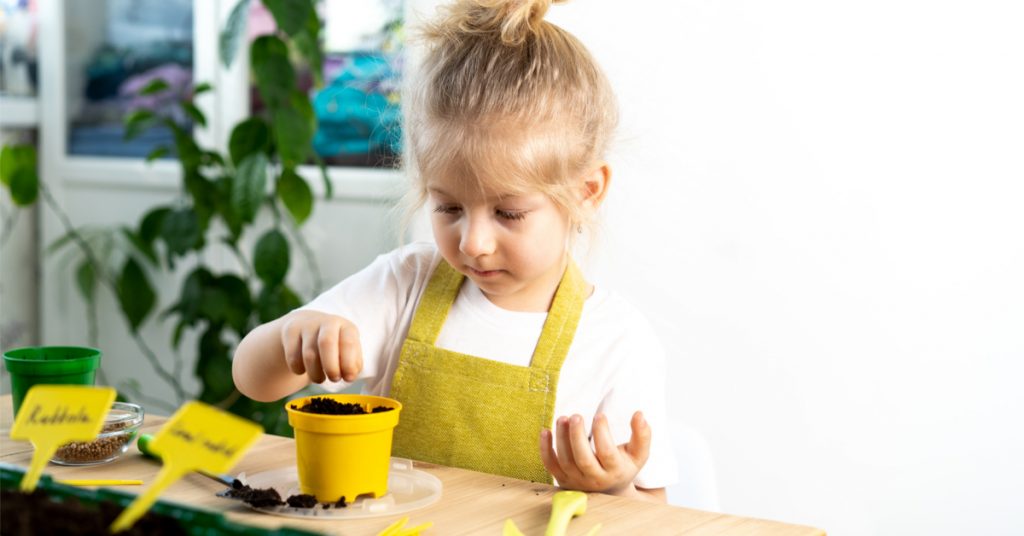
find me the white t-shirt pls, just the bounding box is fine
[302,242,678,489]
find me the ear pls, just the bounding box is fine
[581,161,612,210]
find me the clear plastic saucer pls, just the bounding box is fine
[221,458,442,520]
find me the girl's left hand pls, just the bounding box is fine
[539,411,651,496]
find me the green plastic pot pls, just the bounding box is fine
[3,346,101,416]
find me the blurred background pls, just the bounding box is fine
[2,1,1022,535]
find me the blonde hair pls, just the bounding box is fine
[399,0,618,237]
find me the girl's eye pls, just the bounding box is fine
[496,209,527,221]
[433,204,461,215]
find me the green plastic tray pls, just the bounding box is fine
[0,464,321,535]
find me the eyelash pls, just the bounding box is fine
[432,205,528,221]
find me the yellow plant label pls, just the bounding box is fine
[110,400,262,533]
[9,385,116,491]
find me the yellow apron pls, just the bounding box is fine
[390,259,585,483]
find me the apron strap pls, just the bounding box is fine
[406,259,463,345]
[529,260,586,373]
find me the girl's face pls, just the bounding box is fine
[428,176,570,312]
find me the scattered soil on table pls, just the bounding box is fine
[286,494,318,508]
[225,480,285,508]
[0,488,187,536]
[290,397,394,415]
[226,480,347,509]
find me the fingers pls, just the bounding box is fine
[281,319,306,376]
[281,312,363,384]
[317,323,341,382]
[624,411,652,467]
[338,320,363,382]
[301,324,326,384]
[568,414,602,476]
[539,428,568,483]
[591,413,621,472]
[554,416,582,480]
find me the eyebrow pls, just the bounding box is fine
[427,186,527,203]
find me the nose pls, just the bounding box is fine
[459,213,496,258]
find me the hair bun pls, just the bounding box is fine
[440,0,564,46]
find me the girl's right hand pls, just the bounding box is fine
[280,310,363,384]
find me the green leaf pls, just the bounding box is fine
[193,82,213,95]
[277,168,313,224]
[196,329,235,403]
[145,146,170,162]
[219,0,252,68]
[1,144,36,188]
[198,286,230,323]
[213,176,244,240]
[176,268,214,325]
[273,99,313,168]
[292,7,323,87]
[116,258,156,332]
[139,207,171,244]
[124,110,155,140]
[253,229,289,285]
[75,260,96,302]
[0,145,15,187]
[251,35,295,108]
[261,0,314,36]
[257,284,301,324]
[184,172,217,232]
[172,320,188,350]
[138,79,170,96]
[9,166,38,206]
[217,274,252,335]
[182,102,207,128]
[232,152,269,223]
[229,117,270,166]
[161,208,203,258]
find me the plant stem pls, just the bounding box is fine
[0,207,20,248]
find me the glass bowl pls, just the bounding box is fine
[51,402,144,466]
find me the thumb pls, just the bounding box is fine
[624,411,651,466]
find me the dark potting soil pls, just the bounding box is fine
[285,494,318,508]
[290,397,394,415]
[321,496,348,509]
[226,480,346,510]
[0,488,188,536]
[224,480,284,508]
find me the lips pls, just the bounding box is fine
[468,266,502,278]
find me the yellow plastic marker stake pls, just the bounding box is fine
[9,385,116,492]
[109,401,262,533]
[503,518,527,536]
[58,479,143,486]
[377,516,433,536]
[544,491,589,536]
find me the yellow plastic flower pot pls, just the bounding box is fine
[285,394,402,503]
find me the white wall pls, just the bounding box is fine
[542,1,1023,535]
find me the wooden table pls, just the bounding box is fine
[0,395,824,535]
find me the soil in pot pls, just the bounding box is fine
[289,397,394,415]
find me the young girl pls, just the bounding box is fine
[233,0,677,503]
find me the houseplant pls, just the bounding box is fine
[0,0,346,435]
